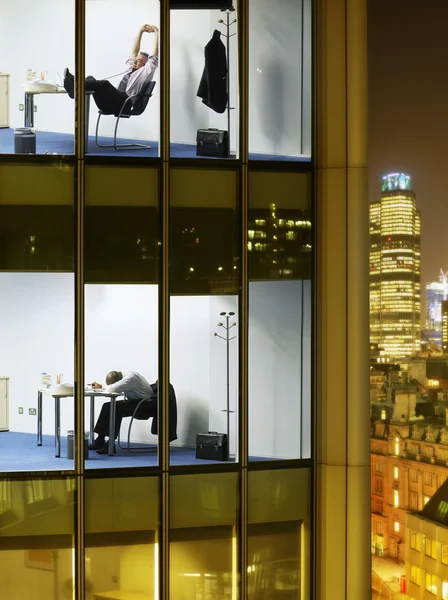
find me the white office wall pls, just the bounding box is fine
[249,0,310,157]
[0,273,75,436]
[248,280,306,459]
[0,274,308,457]
[0,0,312,156]
[0,0,76,136]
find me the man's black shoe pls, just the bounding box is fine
[96,442,116,455]
[88,437,104,450]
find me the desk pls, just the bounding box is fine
[36,388,120,457]
[23,87,92,147]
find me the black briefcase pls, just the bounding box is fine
[196,431,228,461]
[196,128,229,158]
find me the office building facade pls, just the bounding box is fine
[370,173,421,360]
[0,1,370,599]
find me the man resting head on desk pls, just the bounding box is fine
[89,370,156,454]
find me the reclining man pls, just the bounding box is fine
[63,23,159,114]
[89,370,157,454]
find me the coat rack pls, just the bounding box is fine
[218,7,236,153]
[214,311,236,459]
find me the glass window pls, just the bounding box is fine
[0,1,75,156]
[425,572,439,595]
[249,0,311,161]
[0,164,75,472]
[85,166,160,467]
[248,172,312,461]
[248,469,310,600]
[170,3,239,159]
[170,169,239,464]
[425,537,437,560]
[442,544,448,565]
[85,3,160,157]
[85,476,159,598]
[410,566,421,586]
[410,531,421,552]
[0,477,75,598]
[170,473,239,600]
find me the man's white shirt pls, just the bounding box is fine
[125,55,158,96]
[105,370,155,400]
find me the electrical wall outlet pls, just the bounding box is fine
[29,408,37,415]
[18,407,23,414]
[19,104,24,111]
[34,106,37,112]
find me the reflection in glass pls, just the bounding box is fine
[0,478,75,599]
[86,476,159,599]
[0,164,75,473]
[170,170,239,464]
[170,473,239,600]
[248,469,309,600]
[248,172,312,460]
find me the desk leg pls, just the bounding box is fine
[24,93,34,128]
[55,397,61,458]
[37,391,43,446]
[90,396,95,445]
[108,396,116,456]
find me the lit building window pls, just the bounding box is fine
[394,437,400,456]
[428,379,440,387]
[381,409,386,420]
[424,496,430,505]
[442,545,448,565]
[443,581,448,600]
[248,230,255,240]
[393,490,399,508]
[410,531,421,552]
[411,566,421,586]
[425,572,438,595]
[394,466,399,479]
[254,219,266,226]
[394,521,400,532]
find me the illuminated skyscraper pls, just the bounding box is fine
[442,300,448,353]
[369,173,421,359]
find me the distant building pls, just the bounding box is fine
[406,479,448,599]
[442,300,448,354]
[370,367,448,564]
[370,173,421,360]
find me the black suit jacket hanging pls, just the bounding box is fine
[197,29,228,114]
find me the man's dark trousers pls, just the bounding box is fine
[94,397,157,440]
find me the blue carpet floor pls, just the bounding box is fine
[0,128,310,162]
[0,432,275,472]
[0,431,236,471]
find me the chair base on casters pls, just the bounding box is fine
[117,398,157,453]
[95,111,152,151]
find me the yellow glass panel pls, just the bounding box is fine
[248,172,312,461]
[0,478,75,599]
[0,164,74,271]
[248,469,310,600]
[85,166,159,284]
[170,473,239,600]
[85,476,159,599]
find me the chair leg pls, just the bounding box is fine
[95,112,152,151]
[122,398,157,453]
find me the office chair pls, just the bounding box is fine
[95,80,156,150]
[118,382,178,453]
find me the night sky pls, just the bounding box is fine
[368,0,448,287]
